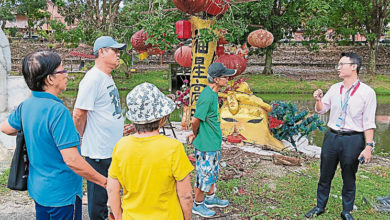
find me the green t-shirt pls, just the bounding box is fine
[193,86,222,151]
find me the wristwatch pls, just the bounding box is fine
[366,142,375,152]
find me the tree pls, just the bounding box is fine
[15,0,49,37]
[232,0,306,75]
[0,0,16,30]
[56,0,122,40]
[303,0,390,75]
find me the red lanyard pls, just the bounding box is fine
[340,81,360,96]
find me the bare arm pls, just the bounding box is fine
[60,147,107,188]
[359,129,375,163]
[0,120,17,136]
[176,174,193,220]
[191,117,200,137]
[187,117,201,144]
[107,177,123,220]
[73,108,88,137]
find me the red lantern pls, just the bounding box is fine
[215,54,246,77]
[131,29,152,51]
[247,29,274,48]
[174,46,192,67]
[216,45,225,57]
[204,0,230,16]
[173,0,209,15]
[176,20,191,39]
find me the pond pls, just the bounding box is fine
[260,94,390,154]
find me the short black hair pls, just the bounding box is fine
[133,119,162,133]
[340,52,362,74]
[22,50,62,91]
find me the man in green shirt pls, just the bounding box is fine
[189,63,235,218]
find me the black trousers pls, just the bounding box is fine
[316,130,365,212]
[85,157,112,220]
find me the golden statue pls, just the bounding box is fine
[219,82,285,151]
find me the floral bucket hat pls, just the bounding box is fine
[126,82,175,124]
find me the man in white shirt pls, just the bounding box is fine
[73,36,126,220]
[305,52,376,220]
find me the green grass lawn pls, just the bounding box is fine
[63,70,390,96]
[215,160,390,219]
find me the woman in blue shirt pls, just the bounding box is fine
[1,50,107,220]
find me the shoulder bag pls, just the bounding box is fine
[7,105,29,191]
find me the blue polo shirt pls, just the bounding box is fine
[8,91,82,207]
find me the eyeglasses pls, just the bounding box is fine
[335,63,356,69]
[54,70,68,75]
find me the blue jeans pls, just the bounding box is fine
[85,157,111,220]
[35,196,81,220]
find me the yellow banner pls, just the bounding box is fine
[188,17,217,123]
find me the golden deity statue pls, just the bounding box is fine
[219,82,285,151]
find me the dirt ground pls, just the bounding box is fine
[2,145,388,220]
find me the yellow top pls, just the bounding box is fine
[109,135,194,220]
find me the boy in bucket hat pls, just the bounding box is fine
[107,82,194,220]
[188,63,236,218]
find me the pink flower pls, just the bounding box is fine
[183,79,189,84]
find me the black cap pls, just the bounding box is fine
[208,63,236,79]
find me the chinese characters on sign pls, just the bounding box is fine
[189,17,217,123]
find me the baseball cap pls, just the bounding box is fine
[93,36,126,54]
[208,62,236,79]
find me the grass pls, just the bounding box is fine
[62,70,390,97]
[215,160,390,219]
[59,70,390,115]
[0,168,10,194]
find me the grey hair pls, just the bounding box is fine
[22,50,61,91]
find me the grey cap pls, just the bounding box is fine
[208,62,236,79]
[93,36,126,54]
[126,82,175,124]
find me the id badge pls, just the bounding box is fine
[336,116,343,128]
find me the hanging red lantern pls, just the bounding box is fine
[131,29,152,51]
[204,0,230,16]
[247,29,274,48]
[173,0,209,15]
[215,54,246,77]
[216,45,225,57]
[174,46,192,67]
[176,20,191,39]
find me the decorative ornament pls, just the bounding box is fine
[215,54,246,77]
[216,45,225,57]
[131,29,152,51]
[204,0,230,16]
[173,0,209,15]
[176,20,191,39]
[247,29,274,48]
[174,46,192,67]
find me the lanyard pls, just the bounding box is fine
[340,81,360,111]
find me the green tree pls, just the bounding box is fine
[15,0,49,37]
[56,0,122,41]
[303,0,390,75]
[232,0,306,75]
[0,0,16,30]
